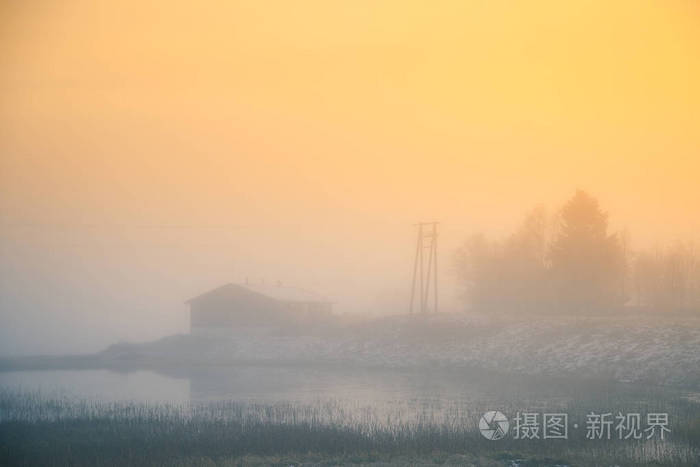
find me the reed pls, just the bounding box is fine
[1,389,698,466]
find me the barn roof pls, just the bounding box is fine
[185,282,332,304]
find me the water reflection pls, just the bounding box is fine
[0,369,189,402]
[1,365,688,411]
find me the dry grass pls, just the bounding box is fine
[1,389,698,466]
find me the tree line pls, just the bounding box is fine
[454,190,700,314]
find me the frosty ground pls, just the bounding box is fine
[96,313,700,390]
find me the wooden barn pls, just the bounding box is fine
[185,282,333,335]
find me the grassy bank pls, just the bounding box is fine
[1,390,698,466]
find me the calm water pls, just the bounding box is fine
[1,365,693,412]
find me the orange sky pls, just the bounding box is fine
[1,1,699,354]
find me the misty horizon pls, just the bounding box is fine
[1,187,697,356]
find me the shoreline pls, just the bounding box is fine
[2,313,700,390]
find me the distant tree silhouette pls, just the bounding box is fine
[500,206,550,310]
[454,207,550,311]
[549,190,625,312]
[454,190,696,315]
[453,233,498,310]
[633,242,699,310]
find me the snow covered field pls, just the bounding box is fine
[103,313,700,389]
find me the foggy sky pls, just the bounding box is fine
[1,0,699,355]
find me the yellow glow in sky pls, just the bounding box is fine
[0,0,699,352]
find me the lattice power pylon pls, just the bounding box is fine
[409,222,438,314]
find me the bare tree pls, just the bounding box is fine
[633,241,699,311]
[453,206,550,312]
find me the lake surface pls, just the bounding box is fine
[1,365,695,415]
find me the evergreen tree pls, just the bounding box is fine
[549,190,624,312]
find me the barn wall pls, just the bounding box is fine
[189,291,290,331]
